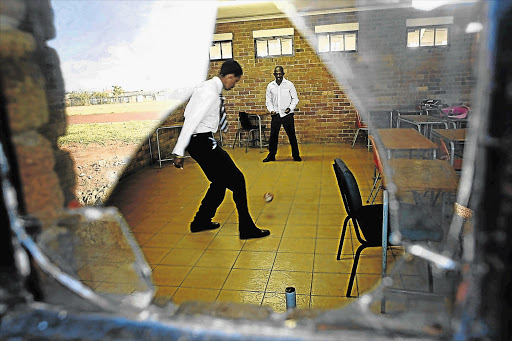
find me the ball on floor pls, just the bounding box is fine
[263,192,274,203]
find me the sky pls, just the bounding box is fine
[48,0,218,93]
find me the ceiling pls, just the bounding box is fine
[216,0,360,22]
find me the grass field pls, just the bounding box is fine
[58,121,159,146]
[66,100,181,116]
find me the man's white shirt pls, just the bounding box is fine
[172,76,223,156]
[265,77,299,117]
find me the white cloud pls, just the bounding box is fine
[59,1,217,92]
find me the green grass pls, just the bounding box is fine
[58,121,158,146]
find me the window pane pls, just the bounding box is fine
[420,28,435,46]
[331,34,344,51]
[268,38,281,55]
[221,41,232,58]
[407,28,420,47]
[281,38,293,55]
[256,40,268,57]
[318,35,330,52]
[345,33,357,51]
[209,42,222,60]
[435,27,448,45]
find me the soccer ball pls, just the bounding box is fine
[263,192,274,203]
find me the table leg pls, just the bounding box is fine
[381,189,389,314]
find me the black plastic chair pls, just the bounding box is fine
[333,158,385,297]
[232,112,265,152]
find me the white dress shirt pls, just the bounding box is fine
[172,76,223,156]
[265,77,299,118]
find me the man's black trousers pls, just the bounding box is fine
[186,132,255,232]
[268,113,300,158]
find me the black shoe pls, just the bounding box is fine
[263,157,275,163]
[190,221,220,233]
[293,156,302,162]
[240,228,270,240]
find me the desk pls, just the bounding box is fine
[397,115,448,137]
[375,128,438,159]
[380,159,458,312]
[431,128,466,166]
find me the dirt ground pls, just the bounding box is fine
[62,112,152,206]
[61,141,138,206]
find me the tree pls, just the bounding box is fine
[112,85,124,103]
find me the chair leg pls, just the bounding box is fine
[232,131,238,149]
[337,217,350,260]
[346,244,366,297]
[367,168,380,203]
[351,128,360,148]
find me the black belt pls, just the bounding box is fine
[191,132,214,138]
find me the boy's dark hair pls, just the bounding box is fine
[220,59,243,77]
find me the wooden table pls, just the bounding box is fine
[375,128,438,159]
[431,128,467,165]
[397,115,448,137]
[380,158,458,312]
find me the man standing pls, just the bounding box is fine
[262,66,301,162]
[172,59,270,240]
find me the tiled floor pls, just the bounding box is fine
[106,143,405,313]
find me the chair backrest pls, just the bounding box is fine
[333,158,363,217]
[238,112,257,130]
[435,138,450,161]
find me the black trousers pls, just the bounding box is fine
[268,113,300,158]
[186,132,255,232]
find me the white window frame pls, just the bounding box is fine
[315,23,359,53]
[406,17,452,48]
[210,33,233,61]
[253,28,294,58]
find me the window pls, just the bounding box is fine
[253,28,294,58]
[210,33,233,60]
[406,17,452,48]
[318,31,357,52]
[315,23,359,53]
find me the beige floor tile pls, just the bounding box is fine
[154,286,179,299]
[174,233,216,249]
[160,248,204,266]
[95,282,137,295]
[208,235,246,250]
[141,247,171,265]
[144,233,184,248]
[132,232,154,247]
[222,269,271,291]
[266,270,312,295]
[233,250,277,270]
[181,267,231,289]
[195,249,240,268]
[273,252,314,272]
[278,237,315,254]
[310,295,355,311]
[316,225,343,239]
[356,274,381,296]
[316,238,352,255]
[282,224,317,238]
[313,254,353,274]
[151,265,192,286]
[242,237,281,252]
[311,272,351,296]
[216,290,264,305]
[158,221,190,234]
[172,287,220,305]
[287,213,318,226]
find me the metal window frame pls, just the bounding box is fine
[254,35,294,58]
